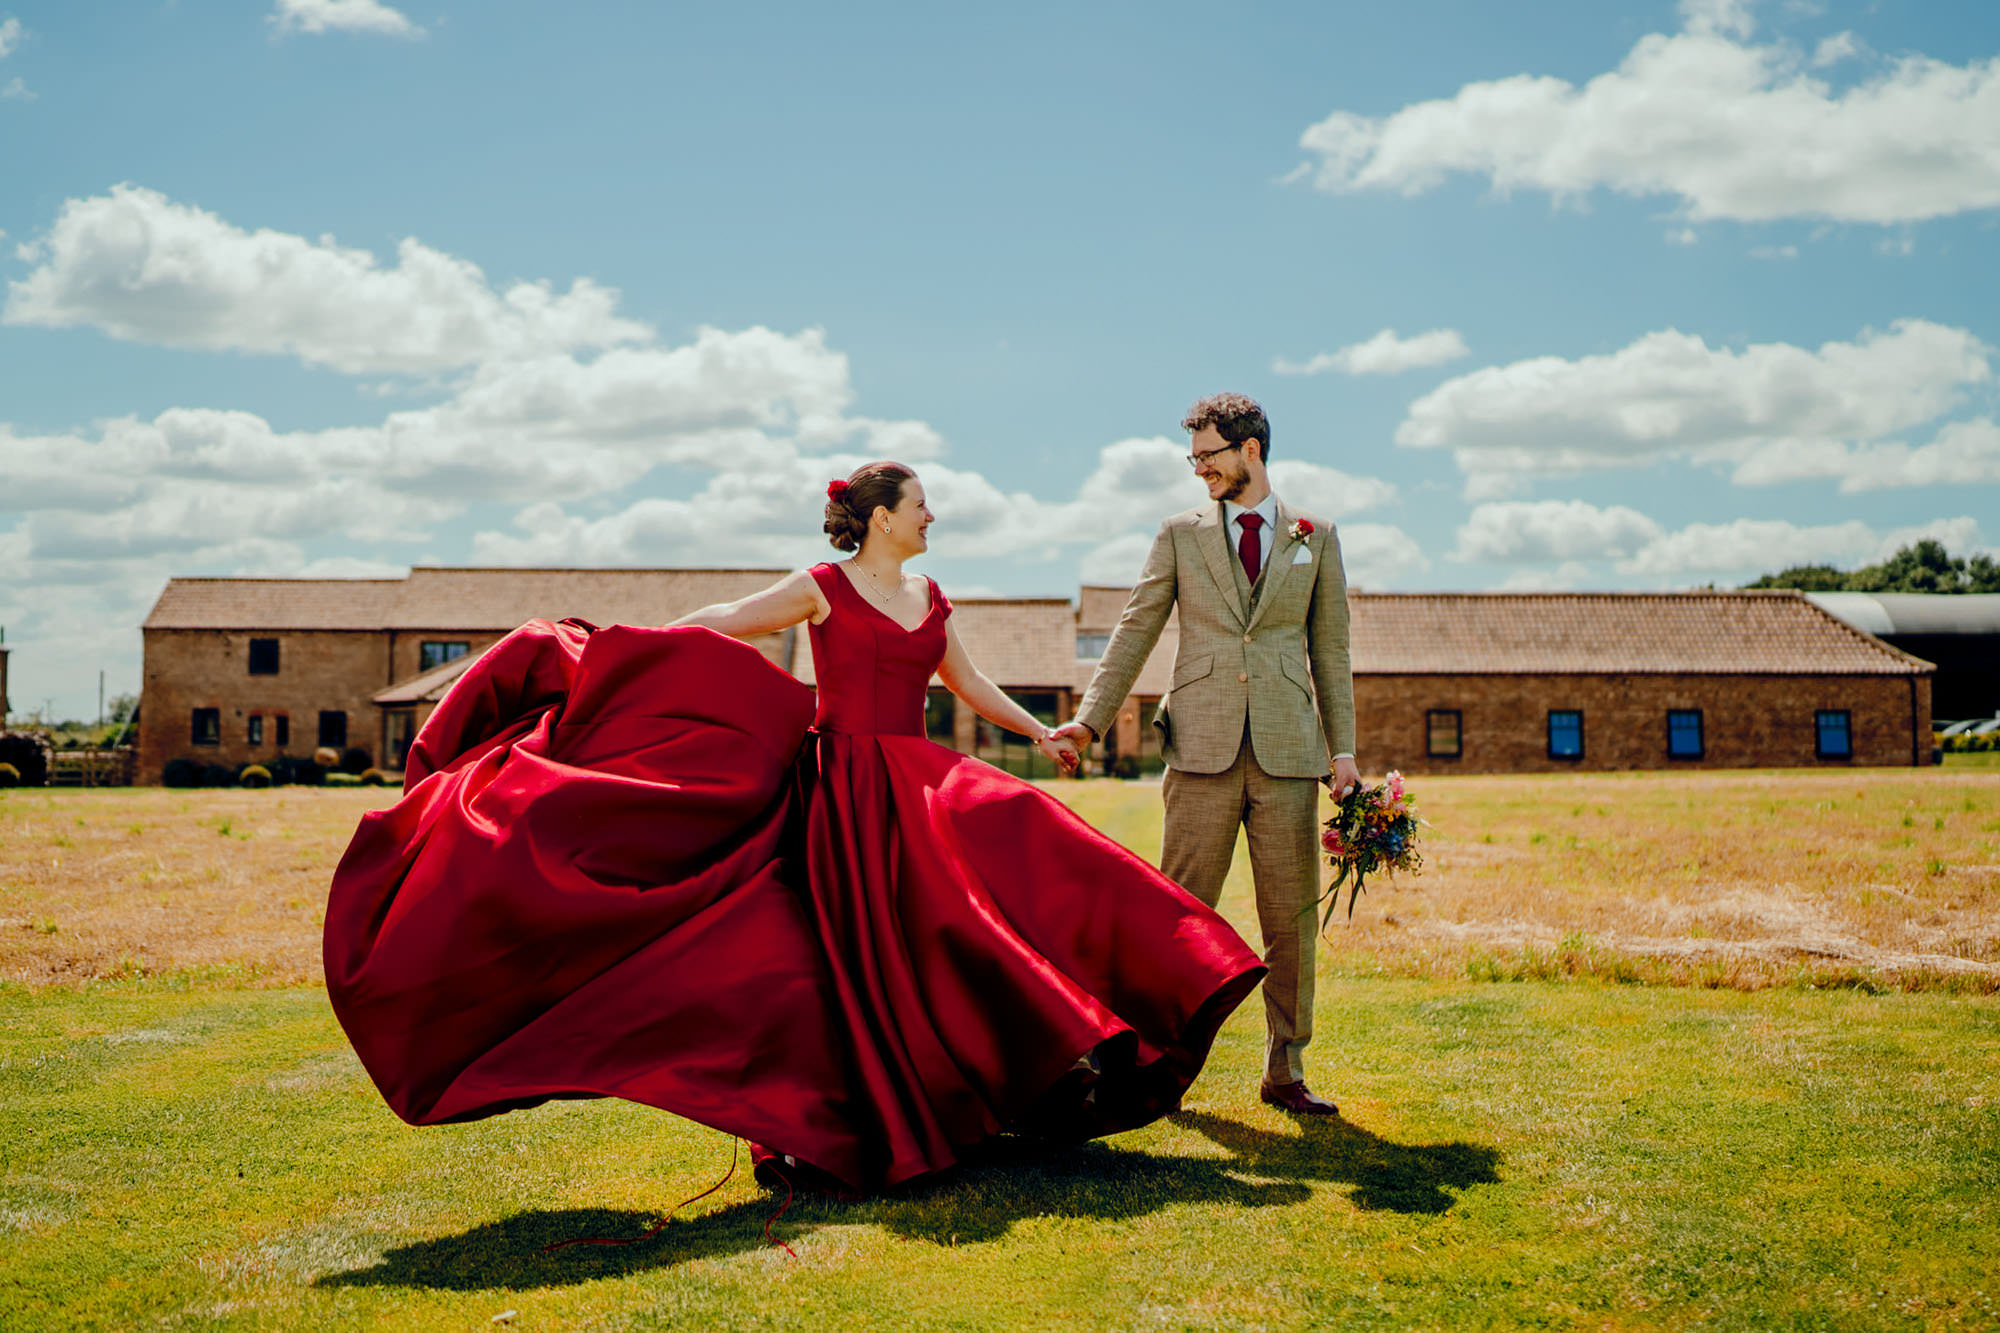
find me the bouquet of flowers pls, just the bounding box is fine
[1315,770,1424,927]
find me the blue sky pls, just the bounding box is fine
[2,0,1997,719]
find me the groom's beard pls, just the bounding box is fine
[1212,467,1251,503]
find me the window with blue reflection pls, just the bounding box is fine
[1667,709,1703,759]
[1547,709,1583,759]
[1816,710,1852,759]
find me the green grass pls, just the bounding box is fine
[4,975,1997,1330]
[1942,750,2000,769]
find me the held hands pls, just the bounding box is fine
[1036,731,1082,775]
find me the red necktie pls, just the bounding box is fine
[1237,512,1264,585]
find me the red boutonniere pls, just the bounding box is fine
[827,479,850,500]
[1289,518,1314,542]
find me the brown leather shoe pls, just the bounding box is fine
[1260,1079,1339,1116]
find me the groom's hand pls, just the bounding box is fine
[1050,721,1096,748]
[1327,755,1362,798]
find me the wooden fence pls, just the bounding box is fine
[47,750,138,787]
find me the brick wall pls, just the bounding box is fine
[139,629,394,784]
[1358,673,1932,775]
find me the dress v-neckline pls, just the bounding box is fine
[834,563,937,635]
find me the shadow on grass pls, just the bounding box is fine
[875,1112,1501,1245]
[317,1114,1499,1289]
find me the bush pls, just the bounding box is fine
[266,755,326,787]
[0,762,19,787]
[239,764,273,789]
[161,757,205,788]
[358,768,389,787]
[0,732,52,787]
[162,758,239,787]
[338,747,374,776]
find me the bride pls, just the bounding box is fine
[324,461,1266,1194]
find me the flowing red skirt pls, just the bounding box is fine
[324,621,1264,1191]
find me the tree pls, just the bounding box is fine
[1741,563,1851,591]
[1743,540,1996,594]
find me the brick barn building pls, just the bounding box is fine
[138,574,1933,783]
[138,568,795,786]
[1351,591,1933,774]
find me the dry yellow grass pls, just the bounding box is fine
[0,787,396,988]
[1310,768,2000,993]
[3,768,1996,993]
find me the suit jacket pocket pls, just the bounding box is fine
[1278,655,1315,705]
[1172,653,1214,689]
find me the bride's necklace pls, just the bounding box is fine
[851,560,904,603]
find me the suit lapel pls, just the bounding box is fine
[1195,503,1249,628]
[1245,499,1301,634]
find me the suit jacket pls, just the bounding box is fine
[1076,498,1355,778]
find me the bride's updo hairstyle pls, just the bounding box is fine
[824,461,916,552]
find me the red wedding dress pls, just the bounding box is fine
[323,562,1266,1192]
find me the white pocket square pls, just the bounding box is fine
[1291,547,1314,565]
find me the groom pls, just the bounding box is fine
[1056,393,1359,1116]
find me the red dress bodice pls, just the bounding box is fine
[806,562,951,737]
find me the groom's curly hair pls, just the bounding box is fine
[1182,393,1271,459]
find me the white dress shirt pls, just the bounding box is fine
[1223,492,1353,765]
[1222,493,1280,575]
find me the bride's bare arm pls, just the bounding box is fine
[935,621,1079,772]
[668,570,829,638]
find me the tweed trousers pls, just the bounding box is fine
[1160,732,1320,1085]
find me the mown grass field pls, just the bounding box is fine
[3,769,1998,1330]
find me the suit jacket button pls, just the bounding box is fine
[1237,672,1249,683]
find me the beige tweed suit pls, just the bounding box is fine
[1076,498,1355,1083]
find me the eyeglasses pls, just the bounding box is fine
[1185,441,1245,471]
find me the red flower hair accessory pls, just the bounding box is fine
[827,479,850,501]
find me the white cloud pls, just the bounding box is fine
[1452,501,1989,586]
[1495,561,1594,591]
[1398,320,1991,497]
[1079,532,1155,585]
[1274,327,1469,377]
[1266,459,1398,518]
[1295,10,2000,225]
[1454,500,1664,563]
[1812,32,1864,69]
[1733,417,2000,492]
[0,18,20,59]
[1334,523,1430,589]
[1680,0,1754,40]
[1666,227,1700,245]
[1618,516,1985,577]
[1,77,32,101]
[270,0,420,37]
[3,185,646,374]
[0,187,1405,719]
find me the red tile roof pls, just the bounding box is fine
[144,575,1930,685]
[1349,591,1931,675]
[144,567,792,631]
